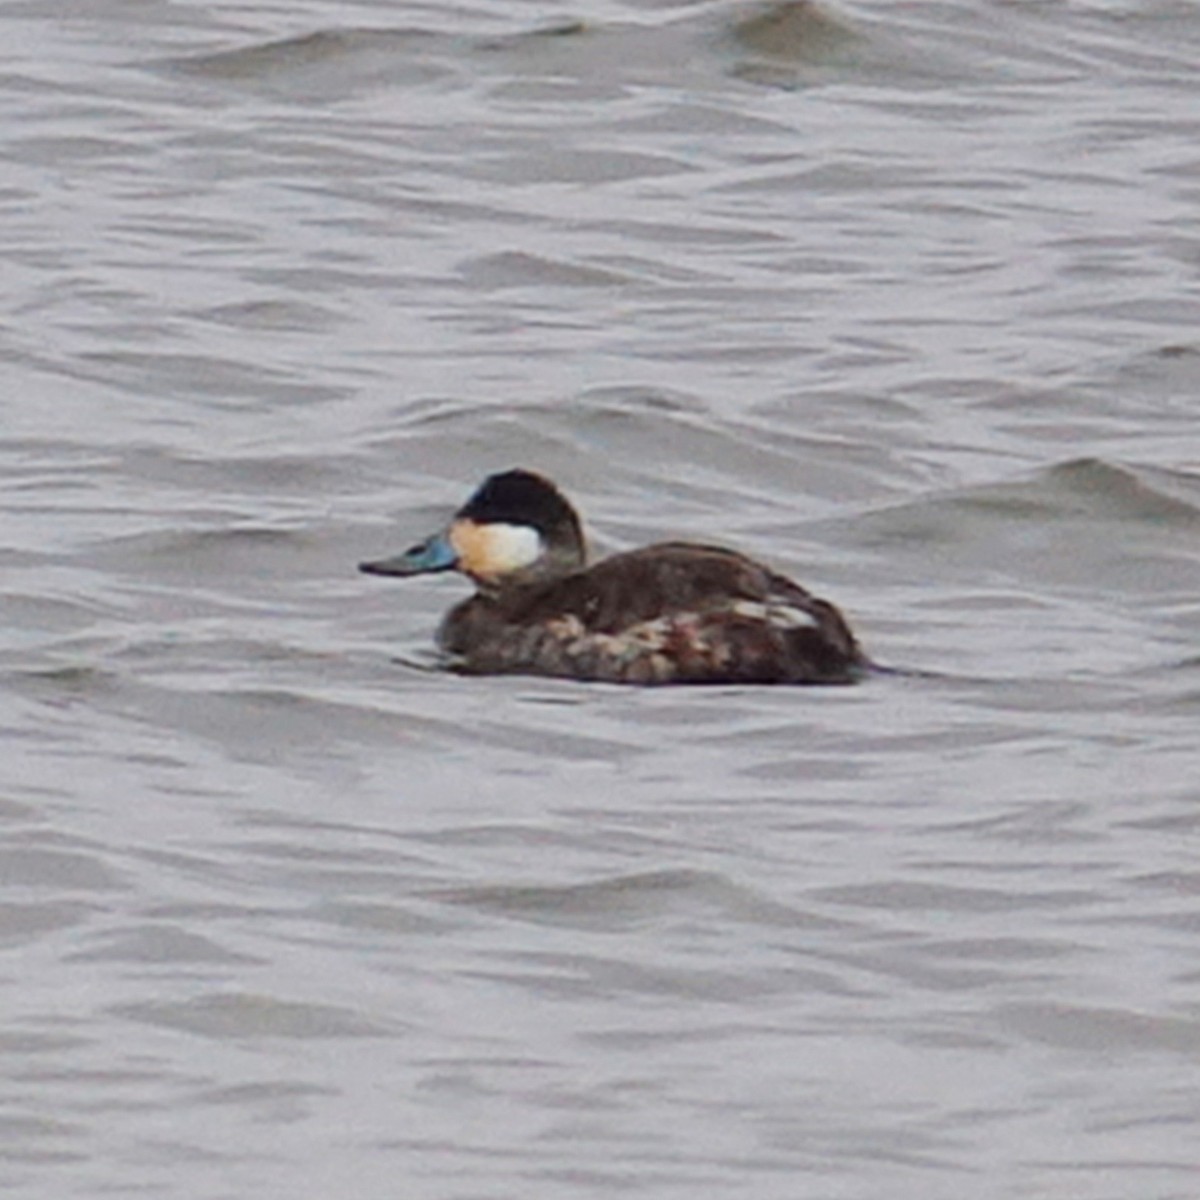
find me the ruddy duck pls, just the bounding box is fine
[359,469,866,685]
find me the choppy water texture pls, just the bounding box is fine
[2,0,1200,1196]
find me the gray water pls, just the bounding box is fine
[3,0,1200,1196]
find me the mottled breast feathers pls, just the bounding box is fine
[439,543,862,684]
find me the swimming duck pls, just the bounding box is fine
[359,469,866,685]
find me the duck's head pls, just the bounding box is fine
[359,469,586,590]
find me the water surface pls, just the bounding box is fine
[2,1,1199,1197]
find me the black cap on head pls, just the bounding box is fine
[457,469,579,538]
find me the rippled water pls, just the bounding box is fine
[3,0,1200,1196]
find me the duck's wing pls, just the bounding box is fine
[521,543,789,631]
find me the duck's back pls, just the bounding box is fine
[439,543,864,684]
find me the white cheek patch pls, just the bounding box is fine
[481,523,543,575]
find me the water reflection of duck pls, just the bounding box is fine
[360,469,867,685]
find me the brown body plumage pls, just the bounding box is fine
[360,470,867,685]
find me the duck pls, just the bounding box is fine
[359,469,867,685]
